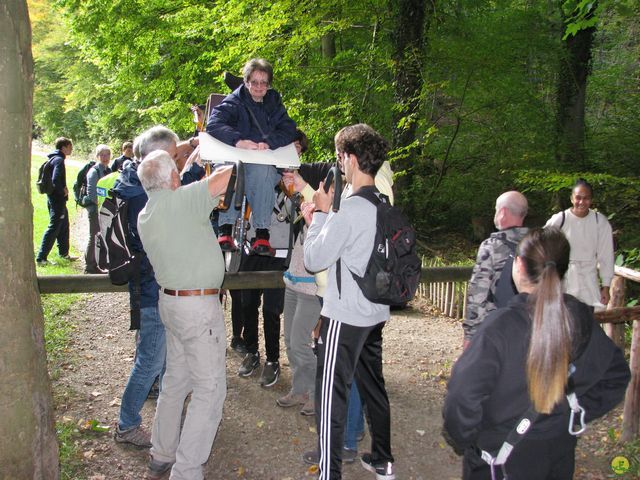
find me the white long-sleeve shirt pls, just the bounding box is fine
[545,208,614,308]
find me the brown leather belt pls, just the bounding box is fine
[161,288,220,297]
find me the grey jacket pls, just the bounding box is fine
[304,191,389,327]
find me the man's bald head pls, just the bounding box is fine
[494,191,528,230]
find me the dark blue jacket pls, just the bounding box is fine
[180,162,205,185]
[206,85,297,149]
[110,155,132,173]
[48,150,68,200]
[113,162,159,309]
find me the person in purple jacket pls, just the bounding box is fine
[206,58,297,256]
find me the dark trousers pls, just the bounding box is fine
[84,209,100,272]
[37,197,69,261]
[315,317,393,480]
[230,289,243,339]
[234,254,285,362]
[463,432,577,480]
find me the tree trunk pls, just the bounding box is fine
[0,2,59,478]
[321,32,336,59]
[390,0,434,201]
[555,14,595,168]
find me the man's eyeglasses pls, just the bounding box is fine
[248,80,269,88]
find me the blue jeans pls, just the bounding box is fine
[118,306,166,430]
[344,380,364,450]
[218,164,280,229]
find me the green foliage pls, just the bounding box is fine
[515,170,640,248]
[29,0,640,247]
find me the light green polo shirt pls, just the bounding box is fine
[137,179,224,290]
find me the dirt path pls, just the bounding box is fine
[53,200,624,480]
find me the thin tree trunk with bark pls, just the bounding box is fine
[556,14,596,168]
[390,0,434,200]
[0,1,59,478]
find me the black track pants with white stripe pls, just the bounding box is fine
[314,317,394,479]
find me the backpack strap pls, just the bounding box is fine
[334,186,383,299]
[479,317,594,476]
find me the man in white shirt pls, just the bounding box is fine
[545,178,614,310]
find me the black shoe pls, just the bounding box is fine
[238,352,260,377]
[230,337,248,356]
[361,453,395,480]
[259,361,280,388]
[60,254,78,261]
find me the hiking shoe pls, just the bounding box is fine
[300,398,315,416]
[238,352,260,377]
[230,336,248,356]
[259,361,280,387]
[114,425,152,448]
[361,453,395,480]
[147,458,173,480]
[277,391,308,408]
[343,448,358,464]
[302,448,357,465]
[250,238,275,256]
[218,235,237,252]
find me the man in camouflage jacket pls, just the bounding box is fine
[463,191,529,349]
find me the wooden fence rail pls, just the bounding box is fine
[37,264,640,441]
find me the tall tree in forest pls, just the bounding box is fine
[556,1,597,168]
[0,1,59,478]
[389,0,434,201]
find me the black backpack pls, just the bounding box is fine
[492,238,518,309]
[72,161,96,207]
[95,191,142,286]
[36,159,55,195]
[338,187,422,306]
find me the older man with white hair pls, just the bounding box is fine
[464,191,529,349]
[136,150,232,480]
[112,125,206,450]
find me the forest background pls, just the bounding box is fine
[28,0,640,269]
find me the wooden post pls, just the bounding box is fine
[622,318,640,442]
[604,275,626,350]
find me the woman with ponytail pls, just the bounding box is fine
[443,227,629,480]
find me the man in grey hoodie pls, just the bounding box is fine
[303,124,395,480]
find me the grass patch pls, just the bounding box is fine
[56,421,87,480]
